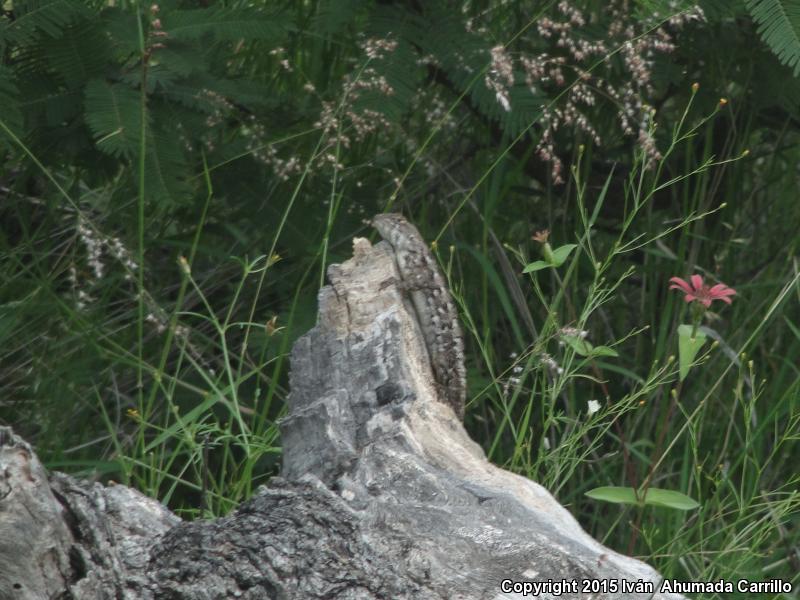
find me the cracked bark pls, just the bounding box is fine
[0,236,684,599]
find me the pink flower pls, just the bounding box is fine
[669,275,736,308]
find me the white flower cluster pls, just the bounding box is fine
[71,217,138,311]
[485,45,515,112]
[480,1,706,182]
[76,217,138,282]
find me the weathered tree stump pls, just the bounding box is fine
[0,235,684,599]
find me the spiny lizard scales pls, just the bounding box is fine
[371,213,467,420]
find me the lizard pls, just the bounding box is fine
[371,213,467,420]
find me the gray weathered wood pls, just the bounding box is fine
[0,234,684,599]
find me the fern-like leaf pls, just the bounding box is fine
[0,67,23,148]
[0,0,89,46]
[42,21,110,88]
[163,7,290,42]
[746,0,800,76]
[142,125,190,208]
[83,79,143,158]
[313,0,366,35]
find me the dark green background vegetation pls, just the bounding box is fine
[1,0,799,592]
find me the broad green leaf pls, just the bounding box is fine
[523,243,578,272]
[641,488,700,510]
[523,260,551,273]
[677,324,707,380]
[550,243,578,266]
[562,336,618,358]
[562,335,593,356]
[585,486,639,505]
[589,345,619,358]
[586,486,700,511]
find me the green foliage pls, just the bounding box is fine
[561,334,619,358]
[0,67,22,146]
[0,0,296,508]
[677,324,708,380]
[83,80,143,158]
[313,0,367,34]
[586,486,700,510]
[164,6,290,41]
[523,243,578,271]
[0,0,90,46]
[1,0,799,588]
[1,0,289,205]
[746,0,800,75]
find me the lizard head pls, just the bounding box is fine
[371,213,420,251]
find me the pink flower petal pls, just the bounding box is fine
[670,274,736,308]
[709,284,736,297]
[669,277,692,293]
